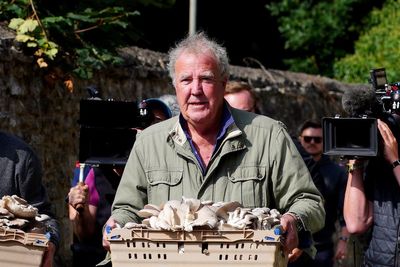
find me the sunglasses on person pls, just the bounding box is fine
[302,136,323,144]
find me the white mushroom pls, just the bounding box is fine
[137,208,160,218]
[2,195,38,219]
[0,207,14,219]
[135,199,282,232]
[181,197,201,213]
[5,218,30,228]
[185,205,218,231]
[124,222,148,229]
[143,203,162,211]
[213,201,241,221]
[35,214,51,222]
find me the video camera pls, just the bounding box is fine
[78,98,155,166]
[323,68,400,157]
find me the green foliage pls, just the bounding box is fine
[267,0,383,77]
[334,0,400,83]
[0,0,30,18]
[73,47,124,79]
[1,0,175,80]
[8,17,58,67]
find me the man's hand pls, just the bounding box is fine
[334,238,348,262]
[280,213,299,254]
[41,242,56,267]
[288,248,303,262]
[68,183,89,211]
[102,217,118,251]
[377,119,399,163]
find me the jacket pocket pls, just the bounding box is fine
[226,166,266,208]
[146,169,183,205]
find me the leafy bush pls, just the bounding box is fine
[334,0,400,83]
[267,0,383,77]
[1,0,175,81]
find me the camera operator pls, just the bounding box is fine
[67,98,172,267]
[344,118,400,266]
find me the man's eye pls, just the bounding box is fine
[201,77,214,83]
[180,78,191,84]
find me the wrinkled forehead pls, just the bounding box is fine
[175,51,221,75]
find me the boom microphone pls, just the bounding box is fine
[341,85,381,117]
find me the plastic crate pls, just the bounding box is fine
[107,228,287,267]
[0,227,48,267]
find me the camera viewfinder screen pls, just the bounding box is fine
[371,68,387,90]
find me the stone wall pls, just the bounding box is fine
[0,25,357,266]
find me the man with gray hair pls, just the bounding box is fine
[102,32,325,256]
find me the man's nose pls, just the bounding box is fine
[191,79,203,94]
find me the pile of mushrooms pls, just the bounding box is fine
[0,195,50,233]
[124,197,281,232]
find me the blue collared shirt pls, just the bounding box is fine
[179,103,234,175]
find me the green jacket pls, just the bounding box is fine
[112,108,325,233]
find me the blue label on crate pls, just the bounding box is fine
[34,239,46,245]
[264,236,275,241]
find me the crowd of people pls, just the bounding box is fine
[2,31,400,267]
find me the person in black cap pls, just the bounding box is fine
[136,98,172,131]
[67,97,171,267]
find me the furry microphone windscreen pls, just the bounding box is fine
[341,86,378,117]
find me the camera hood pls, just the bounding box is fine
[79,99,139,166]
[322,117,378,157]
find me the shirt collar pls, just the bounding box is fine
[179,103,233,140]
[179,103,234,174]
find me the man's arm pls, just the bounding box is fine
[18,148,60,266]
[270,124,325,256]
[335,226,350,261]
[102,140,148,250]
[345,119,400,234]
[272,125,325,233]
[343,159,373,234]
[378,119,400,187]
[68,167,98,241]
[68,183,97,241]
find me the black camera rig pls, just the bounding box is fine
[323,68,400,157]
[370,68,400,113]
[79,98,155,166]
